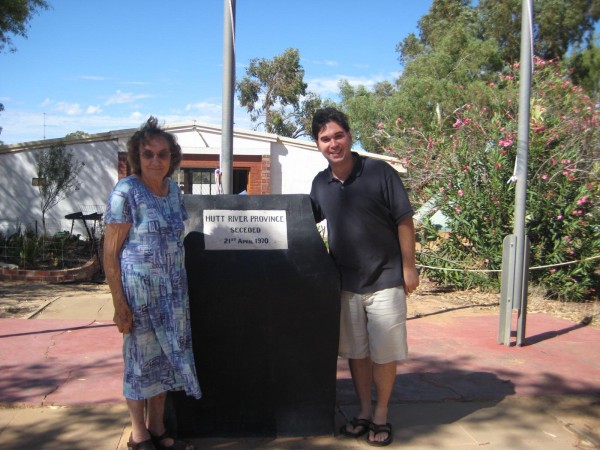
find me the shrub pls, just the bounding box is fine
[392,58,599,301]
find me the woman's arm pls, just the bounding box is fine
[103,223,133,334]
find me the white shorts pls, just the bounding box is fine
[338,286,408,364]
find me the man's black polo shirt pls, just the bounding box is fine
[310,153,413,294]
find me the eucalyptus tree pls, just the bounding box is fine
[237,48,323,138]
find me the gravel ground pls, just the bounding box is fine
[1,278,598,329]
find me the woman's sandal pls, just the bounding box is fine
[127,434,156,450]
[150,431,194,450]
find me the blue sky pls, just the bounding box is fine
[0,1,432,145]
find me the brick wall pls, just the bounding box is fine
[0,258,100,283]
[117,153,271,195]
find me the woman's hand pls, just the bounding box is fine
[113,299,133,334]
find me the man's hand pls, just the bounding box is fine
[403,267,420,296]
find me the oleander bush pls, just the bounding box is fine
[389,58,599,301]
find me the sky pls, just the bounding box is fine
[0,0,433,145]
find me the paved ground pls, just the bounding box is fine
[0,281,599,449]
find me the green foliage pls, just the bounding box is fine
[64,130,90,140]
[0,0,49,53]
[0,228,92,269]
[0,101,4,144]
[367,0,600,153]
[478,0,599,62]
[335,0,599,300]
[567,42,600,96]
[34,142,85,235]
[390,59,598,301]
[237,48,323,138]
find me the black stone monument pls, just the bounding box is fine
[171,194,340,438]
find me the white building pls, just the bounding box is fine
[0,121,404,238]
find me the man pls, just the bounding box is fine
[310,107,419,447]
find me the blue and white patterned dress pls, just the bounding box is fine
[105,175,201,400]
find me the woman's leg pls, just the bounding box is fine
[146,393,193,449]
[127,398,151,443]
[146,392,167,437]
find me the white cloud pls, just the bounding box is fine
[130,111,145,121]
[105,90,151,105]
[55,102,83,115]
[313,59,340,67]
[184,101,222,113]
[307,71,402,97]
[86,105,102,114]
[79,75,109,81]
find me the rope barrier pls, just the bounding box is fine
[417,254,600,273]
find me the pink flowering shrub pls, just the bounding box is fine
[388,59,599,301]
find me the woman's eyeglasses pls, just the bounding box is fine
[141,150,171,161]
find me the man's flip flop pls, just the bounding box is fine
[367,422,393,447]
[339,417,371,438]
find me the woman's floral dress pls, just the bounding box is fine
[105,175,201,400]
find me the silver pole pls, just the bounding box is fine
[511,0,533,344]
[221,0,235,194]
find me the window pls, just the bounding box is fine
[176,168,248,195]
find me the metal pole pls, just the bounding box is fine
[513,0,533,345]
[221,0,236,194]
[500,0,533,346]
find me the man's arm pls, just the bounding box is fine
[397,216,420,295]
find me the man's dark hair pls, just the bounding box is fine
[126,116,182,177]
[311,107,351,141]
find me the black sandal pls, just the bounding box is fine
[127,434,156,450]
[367,422,393,447]
[339,417,371,437]
[150,431,194,450]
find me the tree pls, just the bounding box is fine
[64,130,90,140]
[338,0,599,300]
[567,40,600,96]
[1,0,50,140]
[342,0,599,153]
[479,0,600,63]
[343,0,502,152]
[389,59,599,301]
[34,142,85,235]
[0,102,4,145]
[0,0,49,53]
[237,48,323,138]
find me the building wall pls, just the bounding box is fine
[0,124,323,236]
[274,141,327,194]
[0,122,398,238]
[0,140,119,236]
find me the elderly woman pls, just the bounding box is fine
[104,117,200,450]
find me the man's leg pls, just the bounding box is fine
[365,286,406,444]
[348,356,373,428]
[369,360,397,443]
[339,290,372,435]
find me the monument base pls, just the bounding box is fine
[173,194,340,438]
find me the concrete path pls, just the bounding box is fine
[0,285,599,449]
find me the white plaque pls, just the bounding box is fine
[203,210,288,250]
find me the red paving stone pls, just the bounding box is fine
[1,313,599,407]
